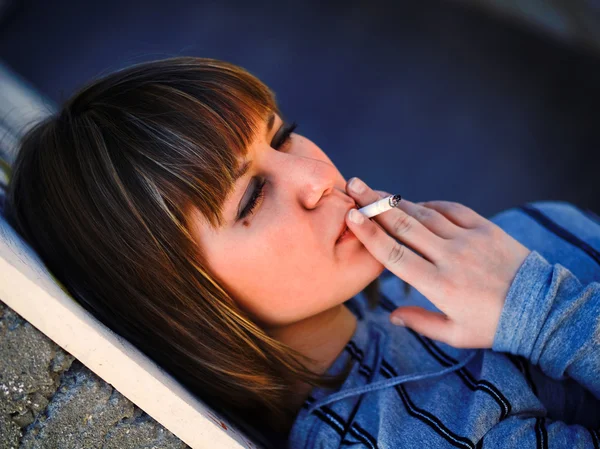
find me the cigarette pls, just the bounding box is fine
[358,194,402,218]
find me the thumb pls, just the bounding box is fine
[390,306,453,343]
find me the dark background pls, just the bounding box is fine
[1,0,598,217]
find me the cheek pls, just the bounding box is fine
[211,227,330,324]
[209,225,298,293]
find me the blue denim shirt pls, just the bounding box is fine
[288,201,600,448]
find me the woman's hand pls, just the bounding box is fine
[345,177,532,349]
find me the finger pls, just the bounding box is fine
[346,177,446,263]
[345,177,388,207]
[374,191,460,241]
[389,306,454,344]
[371,187,462,239]
[375,190,392,198]
[395,199,463,240]
[346,207,440,297]
[416,200,486,229]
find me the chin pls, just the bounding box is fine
[359,265,386,305]
[343,262,385,299]
[361,257,386,280]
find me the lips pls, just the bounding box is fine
[336,204,357,244]
[334,199,359,245]
[336,224,350,243]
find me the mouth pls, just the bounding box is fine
[336,221,356,244]
[335,199,360,245]
[336,225,350,243]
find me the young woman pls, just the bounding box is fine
[5,57,600,448]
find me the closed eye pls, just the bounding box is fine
[271,121,297,151]
[238,122,298,220]
[238,121,298,220]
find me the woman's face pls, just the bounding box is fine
[189,111,385,330]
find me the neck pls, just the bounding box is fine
[266,304,358,411]
[269,304,357,373]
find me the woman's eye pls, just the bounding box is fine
[239,121,298,220]
[239,178,266,220]
[271,121,297,151]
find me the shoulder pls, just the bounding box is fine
[490,200,600,283]
[490,200,600,242]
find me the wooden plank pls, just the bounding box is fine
[0,217,263,449]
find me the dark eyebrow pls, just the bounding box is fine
[232,111,276,182]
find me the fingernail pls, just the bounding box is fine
[390,316,405,326]
[348,209,365,224]
[349,177,367,194]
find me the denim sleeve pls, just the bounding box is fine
[492,250,600,399]
[479,415,599,447]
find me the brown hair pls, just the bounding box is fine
[4,57,380,442]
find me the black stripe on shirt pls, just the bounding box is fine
[379,293,512,420]
[359,366,373,377]
[303,398,348,444]
[381,359,475,449]
[518,204,600,267]
[310,354,377,448]
[347,340,365,360]
[420,333,511,419]
[341,341,377,446]
[314,407,378,449]
[314,334,490,449]
[506,354,538,397]
[303,398,379,448]
[535,416,548,449]
[420,333,511,418]
[312,407,345,436]
[345,342,373,377]
[351,422,379,449]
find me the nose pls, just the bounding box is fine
[294,158,337,210]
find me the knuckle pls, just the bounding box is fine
[387,242,405,265]
[392,213,413,237]
[447,201,471,213]
[476,221,498,239]
[420,201,472,222]
[448,201,466,210]
[424,200,454,209]
[440,201,473,217]
[414,207,436,223]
